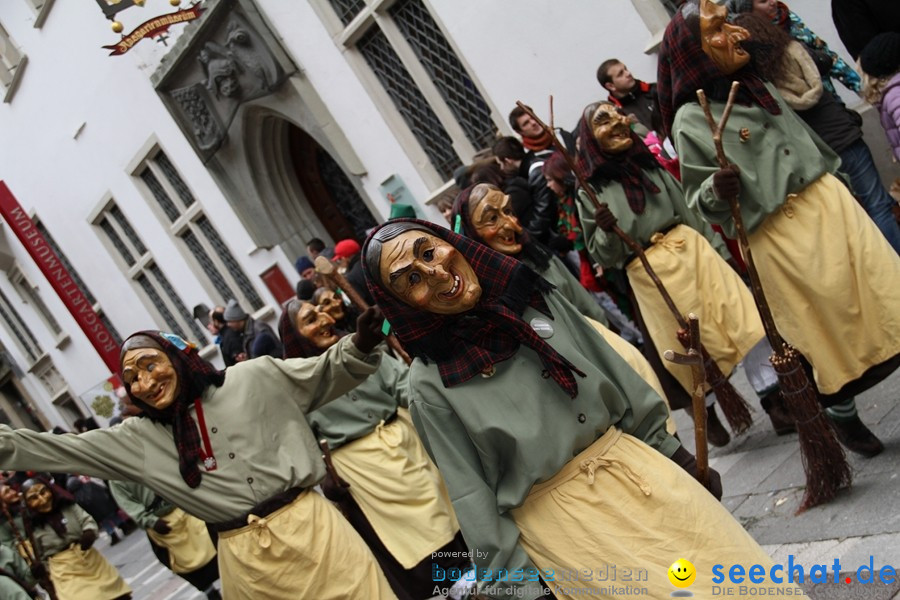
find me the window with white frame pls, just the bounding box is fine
[0,20,27,101]
[134,148,265,314]
[93,200,208,343]
[35,220,123,346]
[0,285,42,364]
[53,391,86,430]
[313,0,499,184]
[8,265,64,340]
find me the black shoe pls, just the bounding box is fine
[761,392,796,436]
[828,414,884,458]
[706,404,731,447]
[205,589,222,600]
[119,519,138,536]
[109,532,122,546]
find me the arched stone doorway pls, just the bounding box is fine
[288,125,378,243]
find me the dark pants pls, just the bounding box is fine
[145,531,220,592]
[839,139,900,254]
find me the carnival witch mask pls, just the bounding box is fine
[468,185,523,256]
[295,301,340,349]
[313,288,346,323]
[700,0,751,74]
[592,103,634,154]
[377,229,482,315]
[121,347,180,411]
[23,481,54,514]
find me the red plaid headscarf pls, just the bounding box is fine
[574,102,662,215]
[362,219,585,397]
[120,331,225,488]
[450,184,553,272]
[657,0,781,140]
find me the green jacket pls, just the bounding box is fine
[32,503,96,559]
[524,254,608,326]
[308,352,409,450]
[0,336,380,523]
[108,479,174,530]
[0,541,34,599]
[576,172,728,269]
[407,289,679,600]
[674,83,840,237]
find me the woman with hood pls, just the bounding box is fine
[0,310,397,599]
[279,298,468,600]
[361,218,805,600]
[21,477,131,599]
[658,0,900,457]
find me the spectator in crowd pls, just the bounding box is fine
[508,104,575,161]
[597,58,661,135]
[727,0,861,95]
[294,256,316,280]
[295,278,319,302]
[736,14,900,252]
[332,239,373,306]
[306,238,334,261]
[492,136,558,243]
[223,299,282,361]
[860,32,900,163]
[831,0,900,60]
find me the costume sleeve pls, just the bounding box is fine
[408,392,545,600]
[70,503,98,535]
[379,353,411,409]
[546,256,608,326]
[272,334,381,413]
[0,421,146,483]
[576,186,629,268]
[109,481,157,530]
[672,107,732,226]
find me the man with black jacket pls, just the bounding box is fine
[492,136,558,243]
[598,58,661,134]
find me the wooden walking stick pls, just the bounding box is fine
[696,83,851,511]
[515,100,753,435]
[664,314,709,487]
[314,256,412,365]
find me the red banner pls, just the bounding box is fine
[0,181,120,372]
[103,5,205,56]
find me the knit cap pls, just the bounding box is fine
[860,32,900,78]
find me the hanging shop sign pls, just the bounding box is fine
[103,4,205,56]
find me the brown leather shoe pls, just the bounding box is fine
[828,415,884,458]
[706,404,731,447]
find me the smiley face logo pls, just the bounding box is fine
[668,559,696,588]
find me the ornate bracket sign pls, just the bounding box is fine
[103,5,205,56]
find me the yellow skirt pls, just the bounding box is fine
[510,428,807,599]
[626,224,766,394]
[586,317,678,435]
[748,173,900,394]
[217,490,396,600]
[48,545,131,600]
[146,507,217,574]
[330,413,460,568]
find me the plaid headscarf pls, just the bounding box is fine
[120,331,225,488]
[657,0,782,140]
[574,102,662,215]
[278,298,348,359]
[451,184,553,272]
[362,219,585,397]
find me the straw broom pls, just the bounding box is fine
[515,100,754,436]
[696,83,851,511]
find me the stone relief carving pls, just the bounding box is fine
[159,7,287,158]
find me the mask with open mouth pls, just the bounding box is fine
[591,103,635,154]
[700,0,751,75]
[295,301,340,349]
[469,185,524,256]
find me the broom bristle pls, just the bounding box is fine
[678,328,754,435]
[771,345,852,512]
